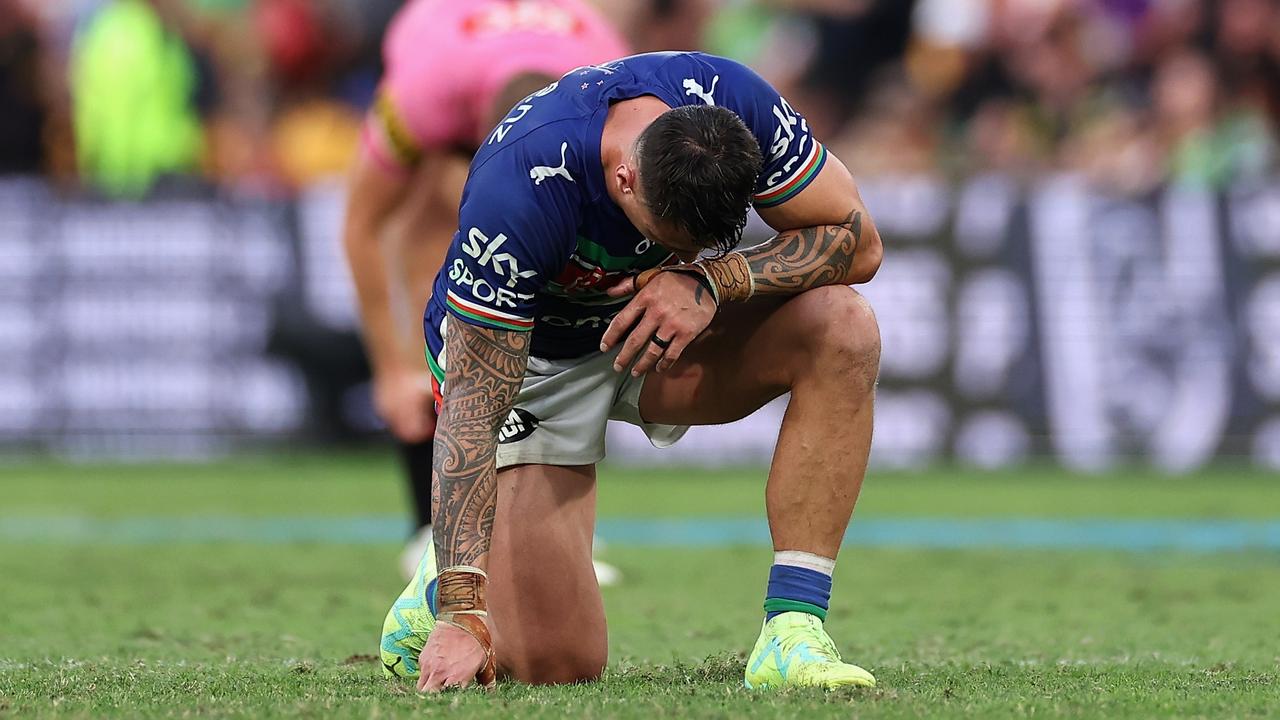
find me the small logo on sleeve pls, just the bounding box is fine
[530,142,575,186]
[682,75,719,106]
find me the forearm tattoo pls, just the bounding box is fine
[432,322,529,569]
[737,209,864,296]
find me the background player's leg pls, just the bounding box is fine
[397,440,434,530]
[396,439,435,578]
[487,463,607,685]
[639,285,880,558]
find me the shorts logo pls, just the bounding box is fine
[498,408,539,444]
[530,142,574,186]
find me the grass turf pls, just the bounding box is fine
[1,455,1278,718]
[2,453,1277,518]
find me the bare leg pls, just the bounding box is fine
[639,286,880,557]
[487,463,607,684]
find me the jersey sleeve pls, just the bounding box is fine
[360,86,427,174]
[694,55,828,209]
[439,138,579,332]
[361,64,468,173]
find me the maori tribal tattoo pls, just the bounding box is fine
[432,322,529,569]
[739,209,863,295]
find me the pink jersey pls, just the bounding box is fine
[363,0,627,171]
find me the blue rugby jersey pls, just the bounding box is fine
[423,52,825,375]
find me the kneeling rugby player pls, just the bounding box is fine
[380,50,883,690]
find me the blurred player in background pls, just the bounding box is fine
[342,0,626,581]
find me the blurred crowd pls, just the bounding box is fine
[1,0,1277,197]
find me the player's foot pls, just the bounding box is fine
[591,535,622,587]
[398,525,433,581]
[380,536,437,678]
[592,558,622,586]
[744,612,875,689]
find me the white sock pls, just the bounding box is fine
[774,550,836,577]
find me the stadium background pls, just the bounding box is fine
[3,0,1279,470]
[2,1,1280,717]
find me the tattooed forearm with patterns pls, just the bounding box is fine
[432,321,529,569]
[740,209,863,295]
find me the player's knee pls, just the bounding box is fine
[793,285,881,388]
[517,645,607,685]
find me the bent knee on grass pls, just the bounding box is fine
[504,647,607,685]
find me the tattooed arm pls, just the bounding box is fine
[433,321,529,570]
[661,153,880,305]
[728,208,871,293]
[602,152,879,375]
[417,319,527,690]
[738,152,881,295]
[415,320,528,692]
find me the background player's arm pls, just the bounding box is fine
[746,152,882,291]
[342,145,412,377]
[341,146,437,442]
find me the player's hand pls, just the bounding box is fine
[373,365,436,443]
[600,269,716,376]
[417,620,490,692]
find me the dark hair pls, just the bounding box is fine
[635,105,763,254]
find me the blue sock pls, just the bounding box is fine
[425,577,439,617]
[764,564,832,622]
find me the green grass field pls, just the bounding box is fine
[1,454,1278,718]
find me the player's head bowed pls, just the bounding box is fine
[633,105,763,256]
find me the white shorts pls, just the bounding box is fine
[493,347,688,469]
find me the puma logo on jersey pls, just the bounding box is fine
[461,227,539,287]
[683,75,719,106]
[530,142,574,186]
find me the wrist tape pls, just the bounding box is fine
[437,566,497,687]
[694,251,754,302]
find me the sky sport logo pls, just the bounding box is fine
[498,408,539,444]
